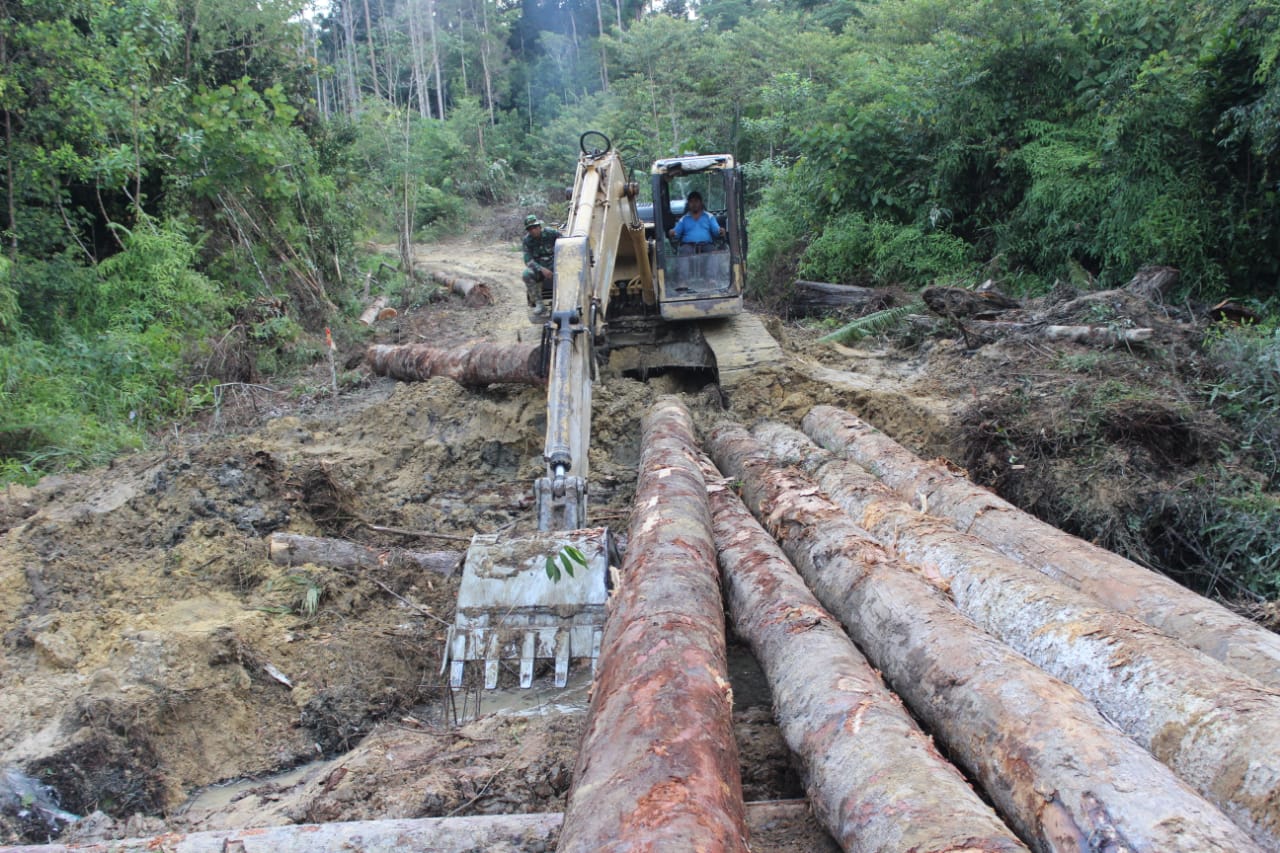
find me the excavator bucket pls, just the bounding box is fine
[446,528,613,690]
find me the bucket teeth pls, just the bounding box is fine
[445,529,612,689]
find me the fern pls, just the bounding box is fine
[818,300,925,345]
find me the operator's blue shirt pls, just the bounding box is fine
[673,210,721,244]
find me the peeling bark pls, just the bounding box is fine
[558,398,748,853]
[758,421,1280,849]
[366,342,544,386]
[268,532,461,577]
[706,422,1261,853]
[802,404,1280,692]
[701,454,1028,853]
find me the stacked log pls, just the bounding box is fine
[802,404,1280,692]
[757,421,1280,848]
[558,398,748,853]
[268,532,461,577]
[706,422,1261,853]
[701,455,1028,852]
[366,342,544,386]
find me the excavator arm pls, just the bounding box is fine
[536,132,651,532]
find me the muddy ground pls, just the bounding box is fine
[0,218,1274,848]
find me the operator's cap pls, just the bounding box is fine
[524,214,543,230]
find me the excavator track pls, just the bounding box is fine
[699,311,784,385]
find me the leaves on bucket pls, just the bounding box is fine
[544,545,588,582]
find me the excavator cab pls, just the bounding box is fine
[651,155,746,321]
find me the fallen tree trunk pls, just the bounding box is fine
[6,813,565,853]
[758,421,1280,849]
[558,398,748,853]
[702,456,1028,853]
[802,405,1280,692]
[427,270,495,307]
[706,422,1261,853]
[963,320,1154,346]
[789,280,891,317]
[268,532,461,577]
[358,295,397,325]
[366,342,544,386]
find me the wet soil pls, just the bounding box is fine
[1,216,1270,848]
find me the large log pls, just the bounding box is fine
[268,532,461,577]
[789,280,891,318]
[702,456,1029,853]
[964,320,1154,346]
[366,342,544,386]
[758,421,1280,848]
[7,813,564,853]
[558,398,748,853]
[427,270,495,307]
[706,422,1261,853]
[802,404,1280,691]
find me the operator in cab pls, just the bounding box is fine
[667,191,720,255]
[522,214,560,316]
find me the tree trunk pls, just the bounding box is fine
[428,0,445,119]
[1124,265,1180,302]
[340,0,360,113]
[962,320,1154,347]
[362,0,382,98]
[801,405,1280,692]
[478,0,496,124]
[559,399,748,853]
[365,342,544,386]
[706,422,1261,853]
[426,270,495,306]
[701,457,1028,853]
[789,281,891,318]
[758,421,1280,849]
[7,813,564,853]
[268,532,460,577]
[358,295,392,325]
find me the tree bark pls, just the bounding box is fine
[1124,265,1180,302]
[790,281,892,318]
[758,421,1280,849]
[365,342,544,386]
[268,532,460,577]
[802,404,1280,692]
[559,398,748,853]
[426,269,495,306]
[706,422,1261,853]
[358,295,393,325]
[6,813,564,853]
[963,320,1154,346]
[701,456,1028,853]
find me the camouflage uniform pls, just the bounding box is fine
[521,218,560,308]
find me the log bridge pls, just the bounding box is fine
[555,399,1280,852]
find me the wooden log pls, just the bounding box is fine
[701,455,1029,853]
[7,802,831,853]
[5,813,564,853]
[757,421,1280,848]
[802,404,1280,692]
[268,532,461,577]
[365,342,544,386]
[922,286,1020,318]
[427,270,495,307]
[958,320,1154,346]
[706,422,1262,853]
[559,398,748,853]
[789,280,891,318]
[358,295,397,325]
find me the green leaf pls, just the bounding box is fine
[544,555,560,582]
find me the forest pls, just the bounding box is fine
[1,0,1278,583]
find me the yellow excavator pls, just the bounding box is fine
[446,132,780,690]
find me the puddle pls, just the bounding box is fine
[178,763,319,814]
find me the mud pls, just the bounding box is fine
[2,215,1265,849]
